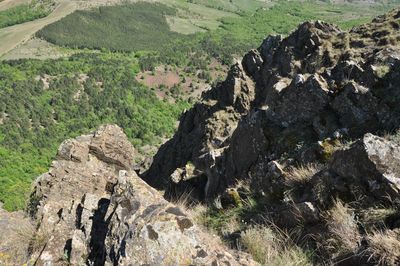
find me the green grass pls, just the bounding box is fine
[37,2,184,52]
[0,0,53,29]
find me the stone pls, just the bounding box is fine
[26,125,257,266]
[243,49,263,76]
[331,133,400,199]
[250,160,285,199]
[105,171,256,266]
[89,124,135,170]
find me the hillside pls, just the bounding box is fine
[144,8,400,265]
[2,0,400,212]
[1,8,400,266]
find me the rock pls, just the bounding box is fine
[280,201,320,227]
[89,124,135,170]
[57,138,89,162]
[170,162,202,184]
[27,125,257,265]
[331,133,400,199]
[146,11,400,205]
[271,74,330,125]
[243,49,263,76]
[105,171,256,265]
[250,160,285,200]
[259,35,282,62]
[330,82,388,136]
[0,206,32,266]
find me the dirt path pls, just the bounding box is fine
[0,0,77,57]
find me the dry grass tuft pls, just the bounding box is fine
[384,129,400,144]
[241,225,311,265]
[360,208,397,231]
[0,217,48,266]
[324,200,360,255]
[285,163,323,187]
[366,229,400,265]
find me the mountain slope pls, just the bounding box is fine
[146,8,400,199]
[144,9,400,264]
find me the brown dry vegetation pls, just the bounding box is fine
[323,200,361,256]
[366,230,400,265]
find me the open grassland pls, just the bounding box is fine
[1,38,74,60]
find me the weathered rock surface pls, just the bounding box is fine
[145,9,400,205]
[27,124,256,265]
[331,133,400,200]
[142,9,400,264]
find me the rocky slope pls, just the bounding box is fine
[144,8,400,264]
[2,8,400,266]
[1,125,255,265]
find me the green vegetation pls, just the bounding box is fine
[37,1,400,67]
[37,3,183,52]
[0,0,54,29]
[0,52,190,210]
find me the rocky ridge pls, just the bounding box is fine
[145,9,400,204]
[4,125,255,266]
[144,9,400,264]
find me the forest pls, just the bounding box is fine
[0,52,189,210]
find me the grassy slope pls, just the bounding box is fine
[0,0,30,12]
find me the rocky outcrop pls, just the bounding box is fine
[0,204,32,266]
[27,125,256,266]
[330,133,400,200]
[145,9,400,205]
[142,10,400,264]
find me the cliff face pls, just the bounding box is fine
[25,125,255,266]
[145,9,400,205]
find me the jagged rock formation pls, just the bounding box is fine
[145,9,400,205]
[144,9,400,264]
[27,125,255,266]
